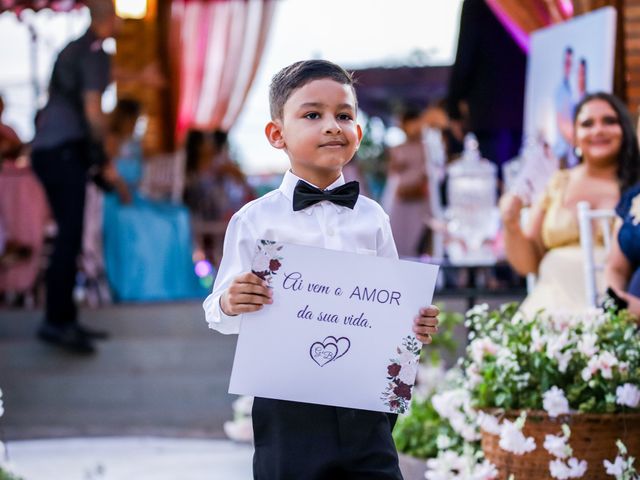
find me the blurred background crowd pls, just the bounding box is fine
[1,0,640,353]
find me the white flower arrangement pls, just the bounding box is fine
[416,303,640,480]
[465,303,640,416]
[603,440,639,479]
[0,388,24,480]
[222,395,254,443]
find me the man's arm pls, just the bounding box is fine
[83,90,107,142]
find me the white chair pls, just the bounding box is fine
[577,201,616,308]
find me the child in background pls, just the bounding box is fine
[103,99,205,301]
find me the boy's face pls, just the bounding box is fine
[266,78,362,188]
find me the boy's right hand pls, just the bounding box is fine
[220,272,273,316]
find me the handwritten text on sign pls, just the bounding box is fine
[229,240,439,414]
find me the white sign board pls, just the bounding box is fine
[229,241,439,414]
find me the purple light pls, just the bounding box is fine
[195,260,213,278]
[486,0,530,53]
[559,0,574,17]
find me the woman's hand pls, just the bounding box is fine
[499,192,524,231]
[103,164,132,204]
[618,289,640,319]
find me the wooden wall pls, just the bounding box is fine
[574,0,640,117]
[113,0,174,154]
[623,0,640,117]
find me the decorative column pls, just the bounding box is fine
[113,0,174,153]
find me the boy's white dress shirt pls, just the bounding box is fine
[203,170,398,334]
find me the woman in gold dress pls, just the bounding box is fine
[499,92,640,315]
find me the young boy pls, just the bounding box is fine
[204,60,439,480]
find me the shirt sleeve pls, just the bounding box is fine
[377,212,399,260]
[81,50,111,94]
[203,212,257,334]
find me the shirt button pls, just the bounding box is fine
[327,227,334,236]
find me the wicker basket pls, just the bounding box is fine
[481,410,640,479]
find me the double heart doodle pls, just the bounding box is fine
[309,336,351,367]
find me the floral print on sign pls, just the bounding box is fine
[251,240,283,284]
[381,335,421,413]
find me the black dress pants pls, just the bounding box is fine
[252,398,403,480]
[31,141,87,326]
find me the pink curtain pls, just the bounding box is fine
[171,0,276,141]
[0,163,50,293]
[0,0,82,14]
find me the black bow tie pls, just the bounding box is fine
[292,180,359,211]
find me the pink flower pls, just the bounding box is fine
[543,386,570,418]
[269,259,281,272]
[498,419,536,455]
[549,458,588,479]
[393,381,412,400]
[597,351,618,379]
[616,383,640,408]
[387,363,401,377]
[544,433,571,459]
[603,456,627,476]
[567,458,587,477]
[477,411,502,435]
[577,333,598,357]
[470,338,499,364]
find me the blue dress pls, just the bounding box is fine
[103,140,207,301]
[615,184,640,295]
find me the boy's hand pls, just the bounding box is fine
[220,272,273,316]
[413,305,440,344]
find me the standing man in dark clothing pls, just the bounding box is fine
[31,0,121,354]
[446,0,527,176]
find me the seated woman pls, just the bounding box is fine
[605,183,640,318]
[103,99,206,301]
[0,94,49,301]
[183,129,254,222]
[499,92,639,316]
[382,107,431,258]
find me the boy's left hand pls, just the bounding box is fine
[413,305,440,344]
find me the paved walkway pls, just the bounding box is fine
[6,437,253,480]
[0,296,520,479]
[0,302,238,440]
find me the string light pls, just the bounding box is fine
[114,0,147,19]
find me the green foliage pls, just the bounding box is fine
[393,395,464,459]
[393,308,469,459]
[0,469,23,480]
[465,303,640,413]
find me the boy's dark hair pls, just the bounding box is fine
[269,60,356,120]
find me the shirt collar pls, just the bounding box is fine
[279,170,348,215]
